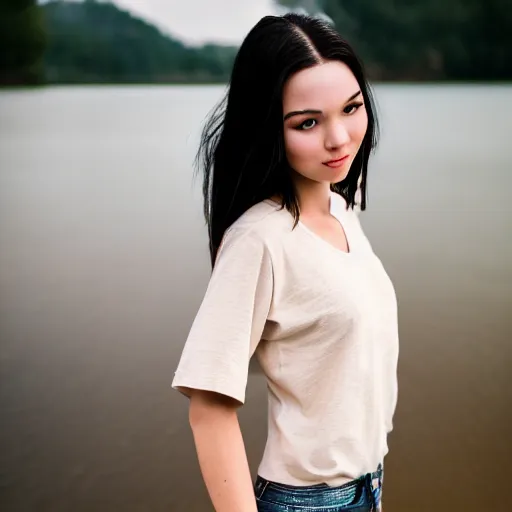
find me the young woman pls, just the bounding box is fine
[172,13,399,512]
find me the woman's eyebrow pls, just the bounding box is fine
[346,90,362,103]
[283,109,322,121]
[283,90,362,121]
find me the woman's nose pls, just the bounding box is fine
[325,122,350,150]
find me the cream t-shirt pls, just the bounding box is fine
[172,192,399,487]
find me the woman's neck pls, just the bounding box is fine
[269,178,332,218]
[294,179,331,218]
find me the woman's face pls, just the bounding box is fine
[282,60,368,185]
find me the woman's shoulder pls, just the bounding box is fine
[226,199,292,243]
[216,200,290,267]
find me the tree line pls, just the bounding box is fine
[1,0,510,86]
[279,0,511,81]
[0,0,46,85]
[42,0,238,84]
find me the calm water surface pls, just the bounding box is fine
[0,85,511,511]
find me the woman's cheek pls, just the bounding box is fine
[352,111,368,145]
[285,132,319,165]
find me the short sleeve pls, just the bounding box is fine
[171,227,273,405]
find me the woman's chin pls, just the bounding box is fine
[328,168,350,184]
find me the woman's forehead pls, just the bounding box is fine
[283,61,359,107]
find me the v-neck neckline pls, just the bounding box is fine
[264,193,354,257]
[299,194,352,256]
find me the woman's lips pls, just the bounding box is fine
[323,155,349,168]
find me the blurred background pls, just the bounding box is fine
[0,1,511,511]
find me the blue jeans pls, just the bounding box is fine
[254,464,383,512]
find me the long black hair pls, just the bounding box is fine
[196,13,379,266]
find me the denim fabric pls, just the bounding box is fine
[254,465,383,512]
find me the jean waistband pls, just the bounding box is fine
[255,463,383,510]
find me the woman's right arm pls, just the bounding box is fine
[189,389,258,512]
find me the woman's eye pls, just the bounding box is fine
[297,119,317,130]
[343,102,364,115]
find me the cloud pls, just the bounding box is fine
[111,0,282,45]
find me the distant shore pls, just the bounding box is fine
[2,80,511,90]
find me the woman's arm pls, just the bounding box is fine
[189,390,258,512]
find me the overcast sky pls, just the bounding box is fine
[111,0,286,45]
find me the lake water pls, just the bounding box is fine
[0,85,511,511]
